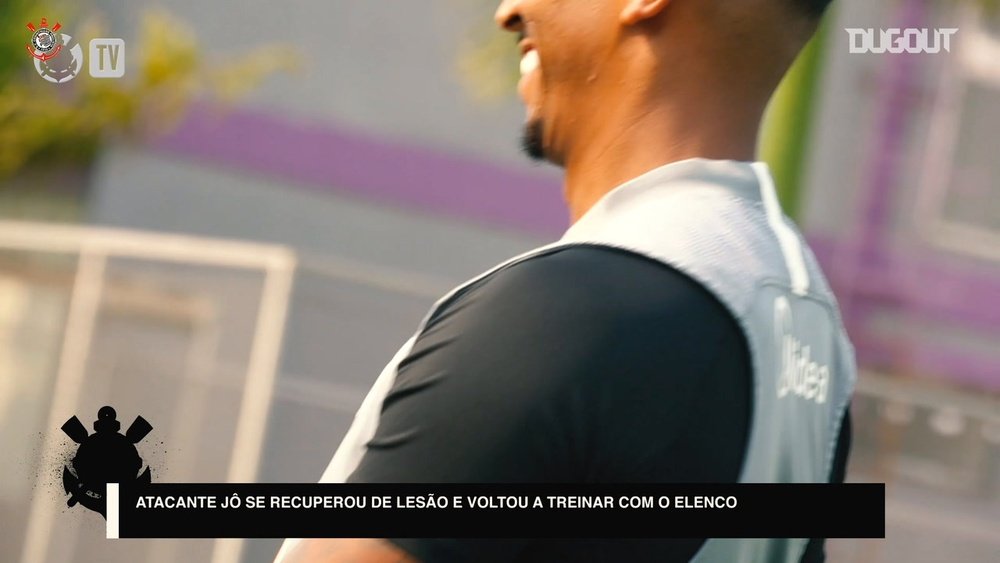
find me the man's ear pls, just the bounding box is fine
[620,0,671,25]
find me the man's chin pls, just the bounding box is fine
[520,119,546,162]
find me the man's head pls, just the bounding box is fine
[495,0,832,165]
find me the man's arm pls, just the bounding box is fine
[275,246,752,563]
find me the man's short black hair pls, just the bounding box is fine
[795,0,834,19]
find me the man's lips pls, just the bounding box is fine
[518,38,535,56]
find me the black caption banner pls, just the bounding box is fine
[108,483,885,539]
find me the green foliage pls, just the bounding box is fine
[0,0,40,87]
[759,21,830,220]
[457,16,519,104]
[449,0,518,105]
[0,2,297,179]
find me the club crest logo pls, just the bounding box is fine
[61,406,153,519]
[26,17,62,60]
[26,18,83,83]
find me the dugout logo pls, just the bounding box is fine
[61,406,153,519]
[846,28,958,54]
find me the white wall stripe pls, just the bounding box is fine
[106,484,120,540]
[752,162,810,296]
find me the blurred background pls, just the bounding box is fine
[0,0,997,562]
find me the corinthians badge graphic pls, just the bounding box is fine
[61,407,153,519]
[26,17,83,83]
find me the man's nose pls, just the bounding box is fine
[495,0,524,33]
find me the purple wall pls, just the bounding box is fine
[155,106,1000,391]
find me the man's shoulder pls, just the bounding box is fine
[428,244,743,347]
[461,244,730,313]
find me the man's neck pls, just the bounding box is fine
[562,93,766,223]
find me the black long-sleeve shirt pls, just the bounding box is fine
[347,245,851,563]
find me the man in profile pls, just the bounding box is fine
[276,0,854,561]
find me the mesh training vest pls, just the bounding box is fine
[306,158,856,563]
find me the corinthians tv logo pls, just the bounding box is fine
[26,17,83,83]
[25,18,126,82]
